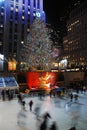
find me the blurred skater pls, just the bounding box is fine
[40,112,51,130]
[50,121,58,130]
[17,109,27,126]
[34,103,41,120]
[29,100,33,111]
[69,127,76,130]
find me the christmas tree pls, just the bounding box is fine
[20,18,56,71]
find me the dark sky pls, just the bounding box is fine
[43,0,70,25]
[43,0,84,26]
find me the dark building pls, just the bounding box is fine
[62,0,87,70]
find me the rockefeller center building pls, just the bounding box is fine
[0,0,45,71]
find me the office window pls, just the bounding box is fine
[28,16,30,22]
[37,0,39,9]
[15,12,18,20]
[9,34,12,39]
[1,12,4,16]
[9,27,12,34]
[10,6,14,11]
[10,21,13,27]
[13,41,17,52]
[22,5,25,10]
[8,42,12,52]
[1,8,4,13]
[15,24,18,33]
[14,34,17,39]
[22,24,24,32]
[15,6,18,12]
[28,11,30,15]
[22,16,25,20]
[28,0,30,5]
[16,0,19,2]
[10,11,13,19]
[23,0,25,4]
[34,0,36,7]
[0,15,4,21]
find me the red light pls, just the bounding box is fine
[26,72,57,90]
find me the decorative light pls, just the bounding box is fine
[36,12,41,17]
[21,41,24,44]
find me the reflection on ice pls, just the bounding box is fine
[17,109,27,126]
[69,103,81,128]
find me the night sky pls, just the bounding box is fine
[43,0,84,26]
[43,0,70,24]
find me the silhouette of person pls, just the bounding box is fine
[43,112,51,120]
[40,112,51,130]
[69,127,76,130]
[40,118,47,130]
[50,121,58,130]
[70,93,73,102]
[29,100,33,111]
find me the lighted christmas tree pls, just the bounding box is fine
[20,18,56,71]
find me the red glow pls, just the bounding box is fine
[26,72,57,90]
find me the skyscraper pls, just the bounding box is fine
[62,0,87,70]
[0,0,45,63]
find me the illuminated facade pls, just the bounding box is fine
[0,0,45,63]
[63,0,87,69]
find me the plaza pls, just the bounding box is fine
[0,92,87,130]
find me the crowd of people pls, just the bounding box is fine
[17,92,78,130]
[0,84,86,130]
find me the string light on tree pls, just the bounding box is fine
[20,17,56,71]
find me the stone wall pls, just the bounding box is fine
[63,71,84,85]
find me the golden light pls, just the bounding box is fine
[53,62,58,67]
[8,61,13,70]
[39,72,53,89]
[8,59,17,71]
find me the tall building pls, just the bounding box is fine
[0,0,45,64]
[62,0,87,70]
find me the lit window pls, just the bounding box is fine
[1,12,4,15]
[10,7,14,11]
[28,6,30,9]
[22,10,24,12]
[22,16,24,19]
[33,13,36,16]
[28,11,30,15]
[16,8,18,12]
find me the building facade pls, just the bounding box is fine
[63,0,87,70]
[0,0,45,64]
